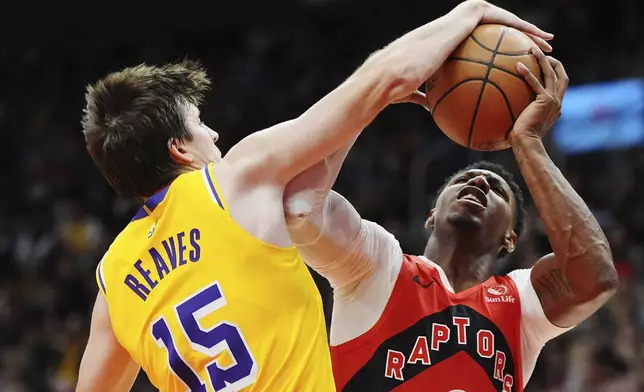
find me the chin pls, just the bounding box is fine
[447,212,484,231]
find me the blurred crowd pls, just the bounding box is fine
[1,0,643,391]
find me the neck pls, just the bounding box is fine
[423,229,498,292]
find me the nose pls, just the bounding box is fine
[211,130,219,143]
[467,175,490,194]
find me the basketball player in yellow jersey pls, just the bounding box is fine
[75,2,553,391]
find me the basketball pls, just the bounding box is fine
[425,24,542,151]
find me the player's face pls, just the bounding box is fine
[432,169,515,243]
[181,103,222,165]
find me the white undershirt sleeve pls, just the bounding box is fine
[285,189,403,346]
[327,219,403,345]
[508,268,574,386]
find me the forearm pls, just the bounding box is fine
[512,135,617,298]
[378,1,482,91]
[231,67,392,184]
[237,2,484,184]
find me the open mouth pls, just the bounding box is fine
[456,186,488,208]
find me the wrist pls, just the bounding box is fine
[511,133,547,156]
[457,0,486,22]
[453,0,485,26]
[509,130,542,145]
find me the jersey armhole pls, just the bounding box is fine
[96,257,107,296]
[202,163,228,212]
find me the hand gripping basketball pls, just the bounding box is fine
[509,46,569,142]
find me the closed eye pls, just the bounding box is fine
[454,176,468,184]
[492,186,507,199]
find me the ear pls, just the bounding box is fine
[168,138,194,165]
[501,230,518,254]
[424,209,436,229]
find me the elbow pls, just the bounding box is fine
[584,250,619,302]
[599,262,620,298]
[593,272,619,300]
[597,245,619,294]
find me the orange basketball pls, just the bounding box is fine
[425,24,542,151]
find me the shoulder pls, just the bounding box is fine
[361,219,402,252]
[97,218,151,294]
[221,125,297,184]
[353,219,404,279]
[507,268,532,291]
[214,157,281,199]
[330,221,405,345]
[329,220,404,297]
[94,241,127,301]
[506,268,544,318]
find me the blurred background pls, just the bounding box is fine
[1,0,643,391]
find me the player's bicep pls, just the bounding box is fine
[530,253,609,328]
[77,294,139,392]
[510,268,572,345]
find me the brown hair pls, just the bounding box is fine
[82,60,211,199]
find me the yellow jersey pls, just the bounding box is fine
[96,164,335,392]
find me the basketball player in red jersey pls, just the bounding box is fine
[285,43,618,392]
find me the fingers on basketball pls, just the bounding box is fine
[525,34,552,53]
[425,24,545,151]
[517,63,545,95]
[530,46,558,93]
[547,57,569,98]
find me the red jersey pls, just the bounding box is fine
[331,254,523,392]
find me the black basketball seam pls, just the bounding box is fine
[467,27,509,148]
[429,78,485,113]
[469,36,531,56]
[493,51,531,57]
[486,79,516,135]
[469,35,495,52]
[448,57,524,80]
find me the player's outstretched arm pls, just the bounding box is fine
[226,0,553,186]
[510,48,618,329]
[76,294,140,392]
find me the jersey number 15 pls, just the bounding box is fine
[151,281,258,391]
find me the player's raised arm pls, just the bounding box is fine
[226,0,554,186]
[510,48,618,328]
[76,294,140,392]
